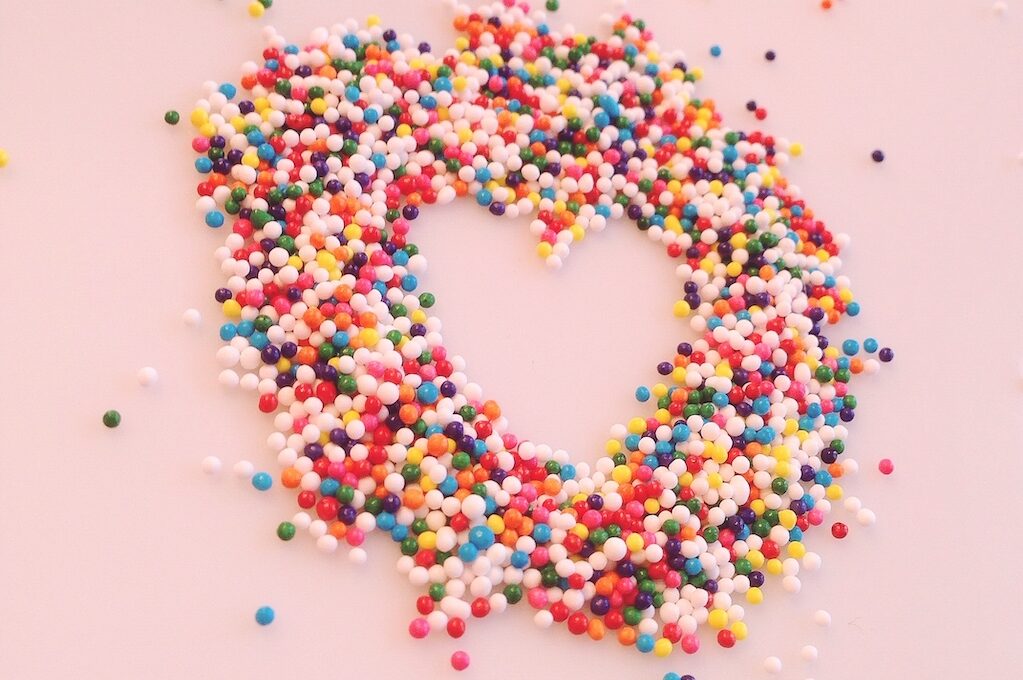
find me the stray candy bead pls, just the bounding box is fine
[765,50,776,61]
[814,610,832,627]
[102,409,121,428]
[276,521,296,541]
[746,99,758,111]
[348,548,368,564]
[137,366,159,387]
[254,606,275,625]
[710,44,722,57]
[164,110,180,125]
[831,522,849,539]
[878,458,894,475]
[801,645,819,661]
[202,456,222,475]
[856,508,876,526]
[871,149,885,163]
[764,656,783,674]
[546,0,559,10]
[450,651,470,671]
[247,2,265,18]
[879,347,895,362]
[233,460,254,479]
[182,308,202,327]
[252,471,273,491]
[755,106,768,120]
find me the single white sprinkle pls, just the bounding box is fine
[233,460,255,479]
[316,534,339,553]
[801,645,819,661]
[201,456,222,475]
[857,508,877,526]
[764,656,783,674]
[813,609,832,627]
[182,308,202,327]
[349,547,368,564]
[218,369,240,387]
[137,366,159,387]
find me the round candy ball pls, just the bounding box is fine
[252,471,273,491]
[814,609,832,627]
[137,366,159,387]
[254,606,275,625]
[201,456,222,474]
[102,410,121,428]
[276,521,296,541]
[831,522,849,539]
[871,149,885,163]
[764,656,782,674]
[164,110,180,125]
[878,458,894,475]
[182,308,202,327]
[450,650,470,671]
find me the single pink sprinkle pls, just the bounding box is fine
[408,617,429,639]
[451,651,470,671]
[878,458,894,475]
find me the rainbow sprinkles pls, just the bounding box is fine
[187,0,892,662]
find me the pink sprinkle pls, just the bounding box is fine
[878,458,894,475]
[451,650,470,671]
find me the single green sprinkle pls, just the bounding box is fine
[164,110,180,125]
[102,410,121,428]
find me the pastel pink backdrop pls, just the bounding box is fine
[1,1,1021,678]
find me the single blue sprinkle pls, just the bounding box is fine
[251,472,273,491]
[254,606,275,626]
[709,44,722,57]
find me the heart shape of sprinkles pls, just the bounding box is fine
[186,0,893,666]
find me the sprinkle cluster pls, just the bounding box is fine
[187,0,891,658]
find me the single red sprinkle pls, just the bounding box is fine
[878,458,894,475]
[831,522,849,539]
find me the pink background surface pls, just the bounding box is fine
[2,1,1022,678]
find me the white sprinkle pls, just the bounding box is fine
[201,456,222,475]
[813,609,832,627]
[137,366,159,386]
[764,656,782,674]
[233,460,255,479]
[856,508,877,526]
[316,534,338,553]
[182,308,202,327]
[349,547,368,564]
[218,369,240,387]
[801,645,819,661]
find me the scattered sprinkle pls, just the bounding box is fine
[233,460,255,479]
[254,605,275,625]
[801,645,819,661]
[164,110,180,125]
[251,471,273,491]
[755,106,768,120]
[764,656,783,674]
[831,522,849,539]
[871,149,885,163]
[182,308,202,327]
[765,50,776,61]
[102,409,121,428]
[137,366,159,387]
[546,0,560,11]
[814,609,832,627]
[202,456,222,474]
[856,508,876,526]
[450,650,471,671]
[710,44,722,57]
[878,458,894,475]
